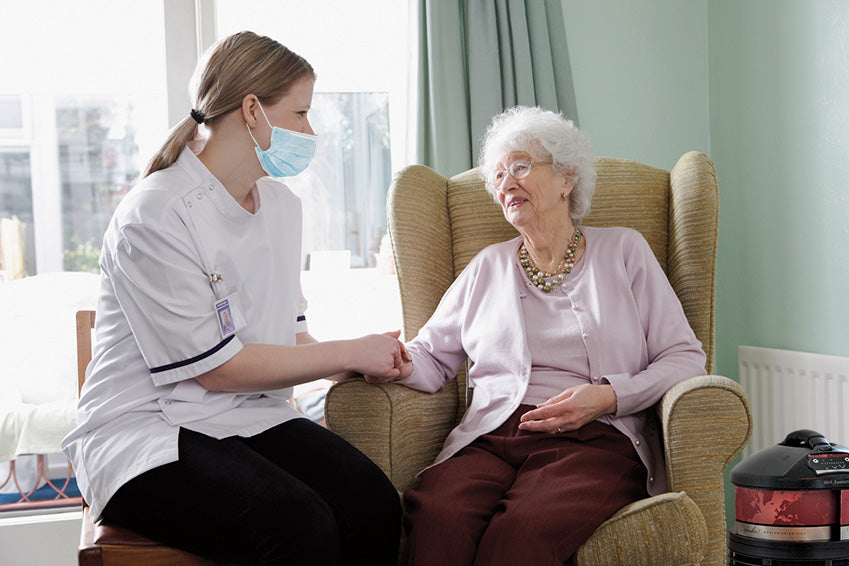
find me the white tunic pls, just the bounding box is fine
[62,143,307,520]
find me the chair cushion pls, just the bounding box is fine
[576,491,707,566]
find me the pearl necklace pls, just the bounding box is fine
[519,228,582,293]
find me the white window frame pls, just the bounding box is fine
[1,2,210,275]
[163,0,217,129]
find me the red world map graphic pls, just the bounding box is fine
[736,487,841,526]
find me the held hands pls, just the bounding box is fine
[518,383,617,434]
[353,331,413,384]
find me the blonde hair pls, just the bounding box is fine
[479,106,596,222]
[142,31,315,178]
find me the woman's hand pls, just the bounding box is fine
[362,332,413,384]
[345,331,402,379]
[518,383,617,434]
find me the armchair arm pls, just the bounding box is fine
[658,374,751,566]
[325,378,459,492]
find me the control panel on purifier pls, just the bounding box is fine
[808,452,849,475]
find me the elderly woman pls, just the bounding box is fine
[366,106,706,565]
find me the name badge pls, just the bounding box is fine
[214,292,247,339]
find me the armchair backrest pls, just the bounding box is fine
[388,152,718,398]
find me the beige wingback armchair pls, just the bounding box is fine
[325,151,751,566]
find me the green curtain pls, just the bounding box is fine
[415,0,579,177]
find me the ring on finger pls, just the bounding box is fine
[555,427,562,433]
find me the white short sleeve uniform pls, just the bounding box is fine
[62,142,308,520]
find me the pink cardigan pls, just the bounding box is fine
[399,226,706,496]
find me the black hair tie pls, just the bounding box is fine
[190,108,206,124]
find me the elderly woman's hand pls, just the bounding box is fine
[518,383,617,434]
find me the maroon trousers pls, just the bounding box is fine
[402,405,648,566]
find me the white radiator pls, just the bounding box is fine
[738,345,849,458]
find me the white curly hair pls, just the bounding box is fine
[478,106,596,222]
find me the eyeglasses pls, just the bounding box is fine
[487,159,552,190]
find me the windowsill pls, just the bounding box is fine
[0,506,81,526]
[0,507,81,566]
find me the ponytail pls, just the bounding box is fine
[141,116,200,178]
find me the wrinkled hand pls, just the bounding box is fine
[518,383,617,434]
[358,331,413,384]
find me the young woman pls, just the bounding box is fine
[62,31,402,565]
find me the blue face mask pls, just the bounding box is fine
[247,102,318,178]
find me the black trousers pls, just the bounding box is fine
[102,418,401,566]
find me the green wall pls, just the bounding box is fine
[709,1,849,375]
[563,0,849,530]
[563,1,711,171]
[565,0,849,374]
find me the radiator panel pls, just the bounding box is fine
[738,346,849,458]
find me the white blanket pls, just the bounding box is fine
[0,399,77,462]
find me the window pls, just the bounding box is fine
[0,2,168,516]
[214,0,409,345]
[0,121,34,280]
[0,2,408,438]
[0,1,408,338]
[293,91,392,269]
[57,97,141,272]
[0,2,168,277]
